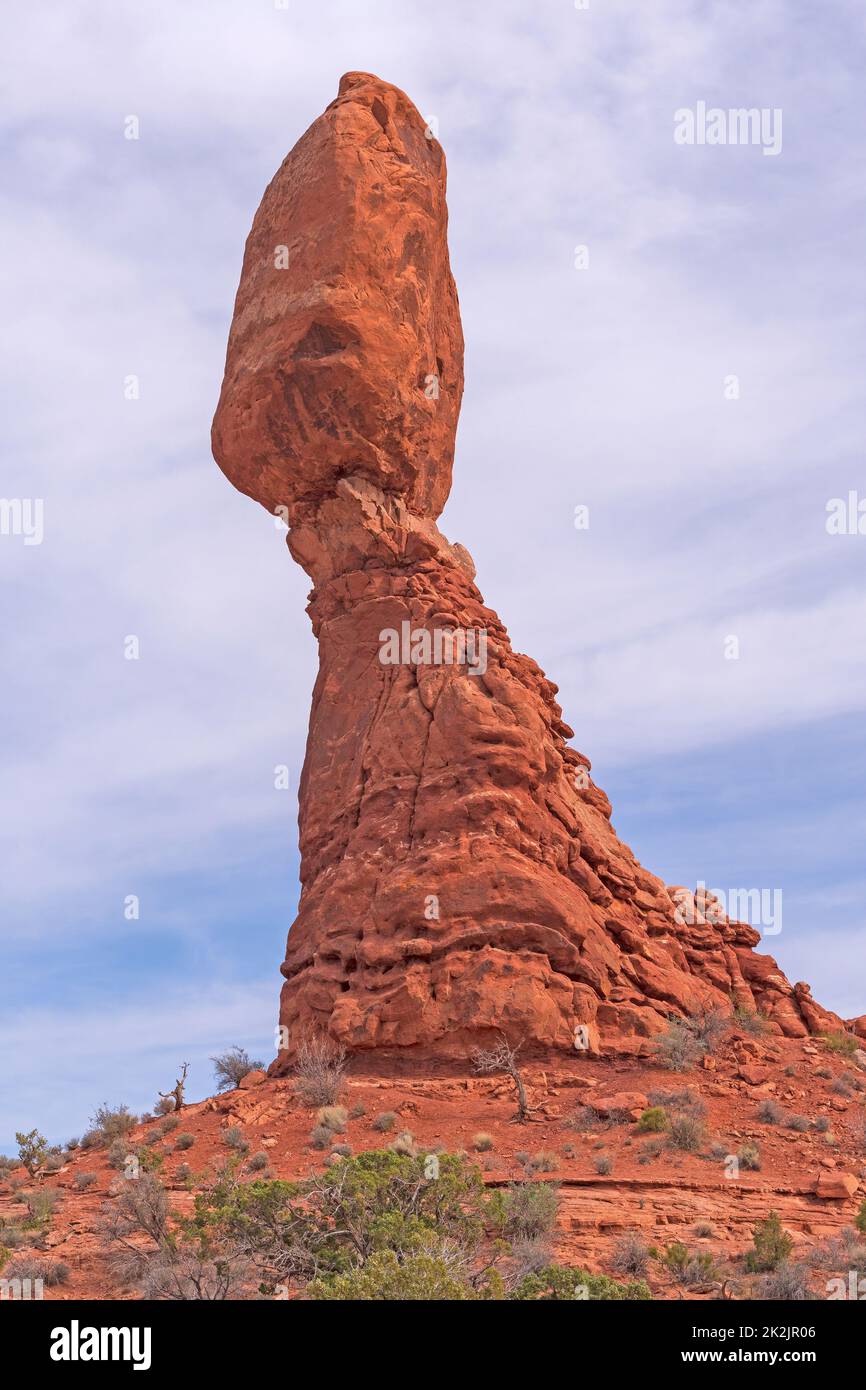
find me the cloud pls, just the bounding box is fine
[1,0,864,1135]
[0,979,276,1152]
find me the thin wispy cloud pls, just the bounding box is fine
[1,0,864,1150]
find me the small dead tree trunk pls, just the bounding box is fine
[158,1061,189,1114]
[471,1032,538,1123]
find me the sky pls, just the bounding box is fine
[1,0,864,1153]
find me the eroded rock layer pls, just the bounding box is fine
[212,72,844,1060]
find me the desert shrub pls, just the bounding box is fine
[131,1145,164,1176]
[473,1133,494,1153]
[565,1105,600,1133]
[211,1045,265,1093]
[174,1133,195,1151]
[330,1144,352,1159]
[651,1020,706,1072]
[786,1113,810,1132]
[349,1102,366,1119]
[23,1188,59,1228]
[66,1137,80,1151]
[223,1126,248,1154]
[100,1169,251,1299]
[737,1143,761,1171]
[157,1115,180,1137]
[610,1232,650,1278]
[309,1125,332,1151]
[813,1116,830,1133]
[490,1181,558,1241]
[668,1113,706,1152]
[3,1255,69,1286]
[527,1150,557,1173]
[102,1149,640,1303]
[511,1264,651,1301]
[390,1131,417,1158]
[694,1222,714,1238]
[79,1130,102,1151]
[107,1138,131,1170]
[247,1152,269,1172]
[831,1074,853,1096]
[309,1248,476,1300]
[562,1142,576,1159]
[638,1138,665,1164]
[663,1242,718,1285]
[757,1099,785,1124]
[807,1226,866,1277]
[89,1104,137,1145]
[43,1152,64,1173]
[505,1235,553,1280]
[154,1096,176,1117]
[0,1219,25,1249]
[733,1007,768,1036]
[294,1035,347,1107]
[709,1141,730,1162]
[594,1154,613,1175]
[757,1262,810,1300]
[371,1111,397,1133]
[317,1106,348,1134]
[689,1005,729,1049]
[15,1130,49,1176]
[820,1032,858,1057]
[74,1171,98,1191]
[199,1150,490,1290]
[638,1107,669,1133]
[175,1163,191,1183]
[745,1211,793,1272]
[648,1088,705,1116]
[855,1200,866,1236]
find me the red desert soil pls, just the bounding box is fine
[5,1031,865,1300]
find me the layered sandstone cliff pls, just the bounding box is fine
[212,72,844,1061]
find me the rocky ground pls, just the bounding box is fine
[4,1024,865,1300]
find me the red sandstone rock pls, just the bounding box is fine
[589,1092,648,1121]
[238,1069,268,1089]
[212,72,851,1063]
[814,1172,858,1200]
[738,1064,773,1086]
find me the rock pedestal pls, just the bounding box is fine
[213,73,845,1062]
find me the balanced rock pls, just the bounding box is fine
[213,73,848,1061]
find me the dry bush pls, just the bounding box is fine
[317,1106,348,1133]
[668,1113,706,1152]
[610,1232,650,1278]
[3,1255,69,1286]
[294,1036,347,1107]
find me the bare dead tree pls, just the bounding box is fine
[471,1032,539,1123]
[158,1061,189,1115]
